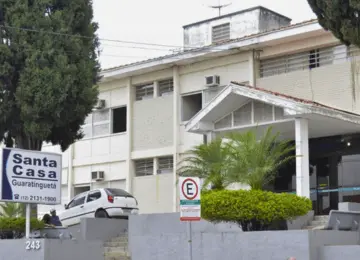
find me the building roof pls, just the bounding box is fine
[185,82,360,133]
[101,18,319,79]
[182,6,292,29]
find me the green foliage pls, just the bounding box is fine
[201,190,312,230]
[307,0,360,47]
[225,127,296,190]
[0,0,100,151]
[0,217,44,231]
[178,138,232,190]
[0,203,25,218]
[178,127,295,190]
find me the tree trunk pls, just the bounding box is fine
[15,133,43,219]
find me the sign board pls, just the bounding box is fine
[179,177,201,221]
[0,148,62,205]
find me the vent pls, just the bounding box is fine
[91,171,105,181]
[135,159,154,177]
[135,83,154,101]
[205,75,220,87]
[212,23,230,43]
[93,99,105,110]
[158,79,174,96]
[157,156,174,174]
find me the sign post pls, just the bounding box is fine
[0,148,62,238]
[179,177,201,260]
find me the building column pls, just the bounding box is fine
[295,118,310,198]
[125,77,134,193]
[172,66,180,212]
[67,144,74,201]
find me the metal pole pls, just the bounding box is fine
[25,203,31,238]
[187,221,193,260]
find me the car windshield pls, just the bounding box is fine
[105,188,133,198]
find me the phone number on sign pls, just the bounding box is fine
[17,195,57,202]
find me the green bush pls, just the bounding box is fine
[201,190,312,231]
[0,217,44,232]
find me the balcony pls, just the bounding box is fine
[257,45,360,114]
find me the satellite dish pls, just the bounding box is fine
[203,0,232,16]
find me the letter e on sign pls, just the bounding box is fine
[179,177,201,221]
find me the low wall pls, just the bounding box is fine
[319,245,360,260]
[338,202,360,212]
[129,213,359,260]
[0,239,103,260]
[67,218,128,242]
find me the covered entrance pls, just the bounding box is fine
[185,82,360,214]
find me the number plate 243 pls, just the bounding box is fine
[25,240,41,251]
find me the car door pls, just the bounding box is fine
[61,193,87,226]
[83,190,102,218]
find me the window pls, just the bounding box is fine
[86,190,101,202]
[105,188,134,198]
[158,156,173,174]
[158,79,174,96]
[181,93,203,121]
[212,23,230,43]
[135,159,154,176]
[67,194,86,209]
[112,106,127,133]
[260,45,348,77]
[135,83,154,101]
[92,109,110,136]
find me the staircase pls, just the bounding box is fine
[303,215,329,230]
[103,234,131,260]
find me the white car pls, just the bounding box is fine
[59,188,139,227]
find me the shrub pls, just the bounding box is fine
[0,217,44,239]
[201,189,312,231]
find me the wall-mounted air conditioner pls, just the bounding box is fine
[205,75,220,87]
[91,171,105,181]
[93,99,105,110]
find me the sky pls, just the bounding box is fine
[92,0,316,69]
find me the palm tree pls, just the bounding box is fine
[178,138,232,190]
[0,202,25,218]
[225,127,296,190]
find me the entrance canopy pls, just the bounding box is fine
[185,82,360,139]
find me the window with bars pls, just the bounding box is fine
[157,156,173,174]
[135,159,154,177]
[212,23,230,43]
[158,79,174,96]
[81,109,110,138]
[135,83,154,101]
[260,45,348,77]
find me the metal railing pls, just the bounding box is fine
[259,45,360,78]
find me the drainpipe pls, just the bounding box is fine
[249,49,256,86]
[173,66,180,212]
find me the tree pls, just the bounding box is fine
[178,138,232,190]
[0,0,100,151]
[225,127,296,190]
[0,202,25,218]
[307,0,360,47]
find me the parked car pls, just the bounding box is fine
[59,188,139,227]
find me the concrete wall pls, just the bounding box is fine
[0,239,103,260]
[319,245,360,260]
[128,213,360,260]
[67,218,128,242]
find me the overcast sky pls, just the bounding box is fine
[92,0,316,69]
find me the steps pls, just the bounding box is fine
[103,235,131,260]
[303,215,329,230]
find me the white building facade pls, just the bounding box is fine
[39,6,360,215]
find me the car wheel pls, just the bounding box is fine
[95,209,109,218]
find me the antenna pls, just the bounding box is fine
[208,0,232,16]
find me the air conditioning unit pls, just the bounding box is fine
[205,75,220,87]
[93,99,105,110]
[91,171,105,181]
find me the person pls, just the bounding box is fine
[42,214,55,228]
[49,209,62,227]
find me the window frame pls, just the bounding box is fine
[134,158,154,177]
[92,108,111,137]
[67,193,87,209]
[135,83,154,101]
[181,91,204,122]
[158,78,174,96]
[157,156,174,174]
